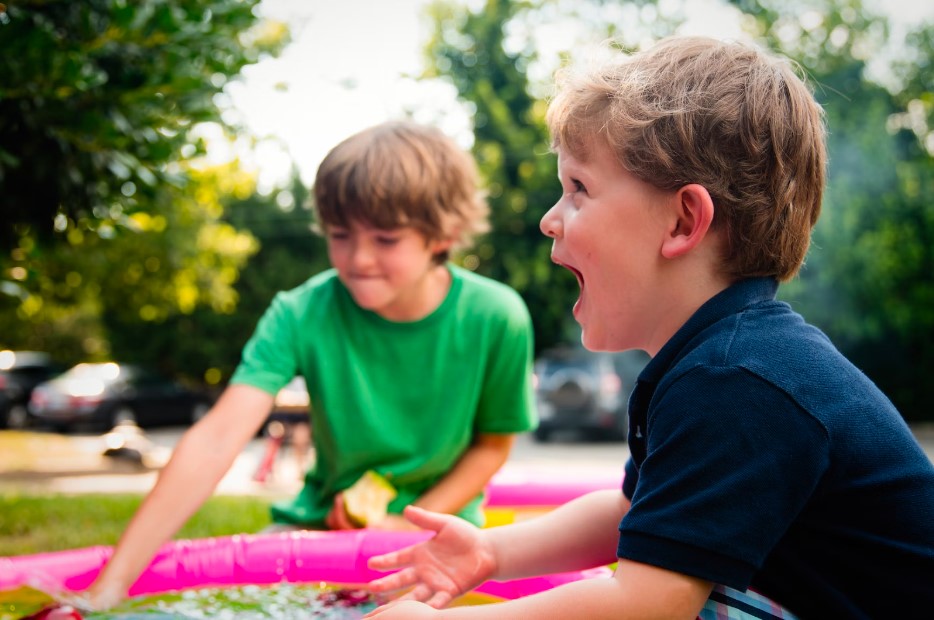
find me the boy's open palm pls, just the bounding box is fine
[367,505,497,609]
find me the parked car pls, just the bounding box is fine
[0,350,65,429]
[532,347,649,442]
[28,362,213,432]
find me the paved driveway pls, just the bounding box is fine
[1,424,932,497]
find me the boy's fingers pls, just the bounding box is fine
[368,547,412,570]
[328,493,356,530]
[401,505,450,532]
[401,585,452,609]
[368,566,418,592]
[424,591,454,609]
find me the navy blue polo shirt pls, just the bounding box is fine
[619,278,934,619]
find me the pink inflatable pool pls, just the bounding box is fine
[0,530,612,601]
[485,463,622,507]
[482,462,623,526]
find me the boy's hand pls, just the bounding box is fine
[78,581,124,612]
[367,505,496,609]
[325,492,358,530]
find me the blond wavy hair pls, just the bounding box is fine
[547,36,827,281]
[313,121,489,263]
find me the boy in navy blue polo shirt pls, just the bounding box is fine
[363,36,934,619]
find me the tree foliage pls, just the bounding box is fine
[425,0,580,353]
[0,162,260,373]
[0,0,289,378]
[729,0,934,419]
[0,0,285,246]
[190,175,330,383]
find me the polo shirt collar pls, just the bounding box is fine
[639,277,779,384]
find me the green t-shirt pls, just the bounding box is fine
[230,265,537,527]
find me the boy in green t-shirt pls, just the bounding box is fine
[84,120,537,608]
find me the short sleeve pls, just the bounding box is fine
[229,291,300,396]
[617,365,830,589]
[472,290,537,435]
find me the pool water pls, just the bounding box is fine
[1,584,499,620]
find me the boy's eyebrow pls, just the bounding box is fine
[558,157,587,180]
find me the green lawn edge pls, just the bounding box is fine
[0,493,272,557]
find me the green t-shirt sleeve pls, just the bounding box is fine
[229,291,300,396]
[473,288,538,434]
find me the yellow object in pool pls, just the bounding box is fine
[344,470,397,526]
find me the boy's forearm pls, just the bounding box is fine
[413,433,514,515]
[447,580,621,619]
[429,576,651,619]
[89,385,273,601]
[90,423,241,597]
[486,489,627,580]
[432,559,708,620]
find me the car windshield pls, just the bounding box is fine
[52,363,130,397]
[60,363,125,381]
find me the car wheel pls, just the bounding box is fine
[191,402,210,424]
[112,406,138,427]
[5,404,30,430]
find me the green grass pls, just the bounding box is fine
[0,493,273,557]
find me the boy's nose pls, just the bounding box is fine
[349,241,376,268]
[540,202,562,239]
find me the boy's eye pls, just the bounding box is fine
[571,178,587,193]
[327,230,349,241]
[376,235,400,246]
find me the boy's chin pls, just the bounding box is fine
[580,328,628,353]
[579,330,608,352]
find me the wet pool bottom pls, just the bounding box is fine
[1,583,501,620]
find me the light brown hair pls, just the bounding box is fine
[313,120,489,263]
[547,36,827,281]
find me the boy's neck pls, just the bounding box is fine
[645,266,734,357]
[375,263,453,323]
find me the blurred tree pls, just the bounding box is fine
[730,0,934,420]
[0,0,288,378]
[0,0,286,247]
[186,172,330,384]
[425,0,577,354]
[0,161,259,375]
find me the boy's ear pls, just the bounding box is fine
[661,184,716,259]
[428,236,455,254]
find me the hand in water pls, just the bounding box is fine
[77,581,125,613]
[12,576,106,619]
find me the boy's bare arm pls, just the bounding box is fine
[411,433,514,516]
[367,558,712,619]
[486,488,627,578]
[84,384,275,607]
